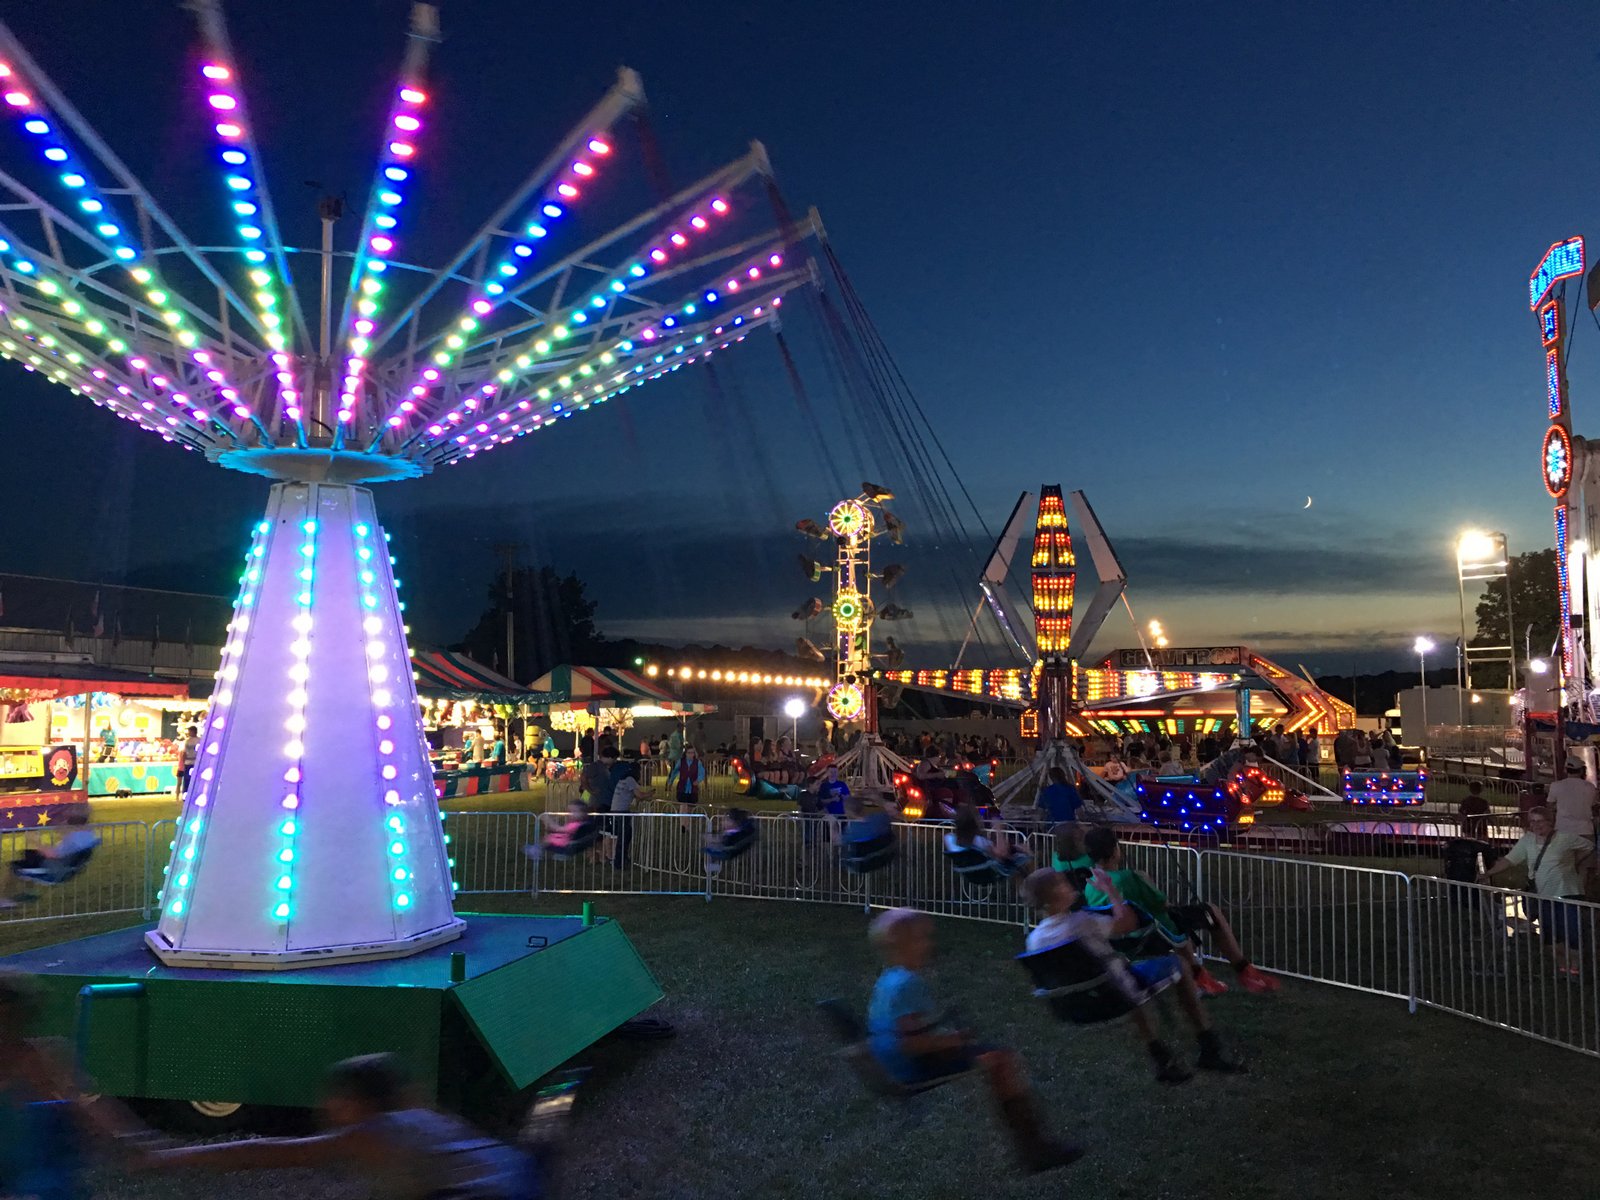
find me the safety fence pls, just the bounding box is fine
[5,814,1600,1062]
[0,820,152,927]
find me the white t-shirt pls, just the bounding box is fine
[1503,831,1592,897]
[1549,777,1599,838]
[1025,908,1139,997]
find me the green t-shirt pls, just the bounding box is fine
[1050,852,1094,875]
[1083,867,1173,931]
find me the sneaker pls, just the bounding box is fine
[1154,1058,1194,1085]
[1237,965,1281,994]
[1193,967,1229,996]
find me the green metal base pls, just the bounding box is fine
[2,912,661,1109]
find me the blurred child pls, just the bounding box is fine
[524,801,593,862]
[704,807,757,875]
[143,1052,544,1198]
[866,909,1081,1173]
[1023,868,1245,1083]
[944,804,1030,876]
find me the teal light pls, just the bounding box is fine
[275,875,291,890]
[278,848,294,863]
[273,902,290,919]
[168,900,184,916]
[395,893,411,909]
[389,840,405,855]
[279,819,296,836]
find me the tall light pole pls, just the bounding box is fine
[1455,530,1511,691]
[784,696,806,748]
[1414,636,1435,747]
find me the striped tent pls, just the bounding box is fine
[529,664,715,715]
[411,650,554,705]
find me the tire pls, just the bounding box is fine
[150,1098,275,1134]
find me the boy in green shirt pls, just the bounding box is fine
[1081,826,1280,996]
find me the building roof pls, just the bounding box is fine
[0,656,190,698]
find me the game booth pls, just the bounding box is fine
[412,650,554,798]
[530,665,716,774]
[0,658,190,831]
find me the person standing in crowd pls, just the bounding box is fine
[1549,761,1598,842]
[1483,805,1593,974]
[1036,767,1082,825]
[578,728,595,763]
[609,757,650,869]
[177,724,199,795]
[667,745,706,818]
[579,748,616,814]
[1458,780,1491,843]
[667,723,684,767]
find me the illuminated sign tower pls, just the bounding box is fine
[1029,486,1077,740]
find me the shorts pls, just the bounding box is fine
[1128,956,1181,993]
[1167,903,1218,937]
[1536,896,1587,947]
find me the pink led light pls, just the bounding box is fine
[400,87,427,104]
[400,400,415,412]
[411,385,427,397]
[572,161,594,177]
[691,216,708,230]
[670,233,688,247]
[221,388,238,401]
[281,795,299,810]
[201,64,231,80]
[206,370,224,383]
[710,198,729,213]
[428,424,443,435]
[769,253,783,266]
[370,235,394,253]
[130,358,148,371]
[471,299,492,315]
[286,406,302,420]
[588,137,611,155]
[282,389,298,401]
[215,122,242,138]
[650,248,668,262]
[423,368,440,381]
[207,93,237,111]
[355,319,374,335]
[3,91,31,107]
[557,183,579,198]
[748,266,761,279]
[389,141,415,158]
[233,404,250,418]
[394,114,421,132]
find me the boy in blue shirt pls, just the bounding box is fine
[866,908,1081,1173]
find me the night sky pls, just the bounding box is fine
[0,0,1596,675]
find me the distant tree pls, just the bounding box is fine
[458,565,603,683]
[1473,548,1558,687]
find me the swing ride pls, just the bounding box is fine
[0,0,866,1117]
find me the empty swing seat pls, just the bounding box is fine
[1016,940,1177,1025]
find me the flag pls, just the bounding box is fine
[111,613,122,648]
[150,614,160,652]
[64,612,75,649]
[92,590,104,638]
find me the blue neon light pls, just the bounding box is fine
[1530,236,1584,310]
[1548,349,1564,419]
[1541,300,1560,348]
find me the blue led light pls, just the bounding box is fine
[221,149,247,165]
[513,244,532,257]
[526,223,547,238]
[79,199,102,213]
[379,190,402,205]
[1530,236,1585,309]
[43,147,67,162]
[629,264,647,277]
[384,166,409,181]
[226,175,251,190]
[22,119,47,134]
[541,203,563,218]
[61,173,85,187]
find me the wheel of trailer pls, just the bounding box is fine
[157,1098,258,1132]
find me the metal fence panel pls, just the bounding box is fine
[1413,876,1600,1057]
[0,820,151,926]
[445,810,712,898]
[1197,850,1411,1000]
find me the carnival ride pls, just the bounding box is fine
[881,486,1354,820]
[0,0,882,1117]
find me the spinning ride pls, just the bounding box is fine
[0,6,825,967]
[795,486,914,799]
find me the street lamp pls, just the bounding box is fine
[1414,636,1435,746]
[783,696,806,746]
[1454,530,1511,691]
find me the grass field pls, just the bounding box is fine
[4,893,1597,1200]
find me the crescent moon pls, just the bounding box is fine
[1303,496,1313,509]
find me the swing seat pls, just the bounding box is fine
[12,839,100,887]
[1016,940,1177,1025]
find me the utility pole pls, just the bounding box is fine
[491,542,523,680]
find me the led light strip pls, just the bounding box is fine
[436,299,781,465]
[373,133,619,440]
[333,83,430,443]
[415,244,786,455]
[0,61,254,437]
[158,522,267,921]
[353,518,416,914]
[0,290,216,446]
[413,192,736,438]
[195,59,302,436]
[274,515,318,924]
